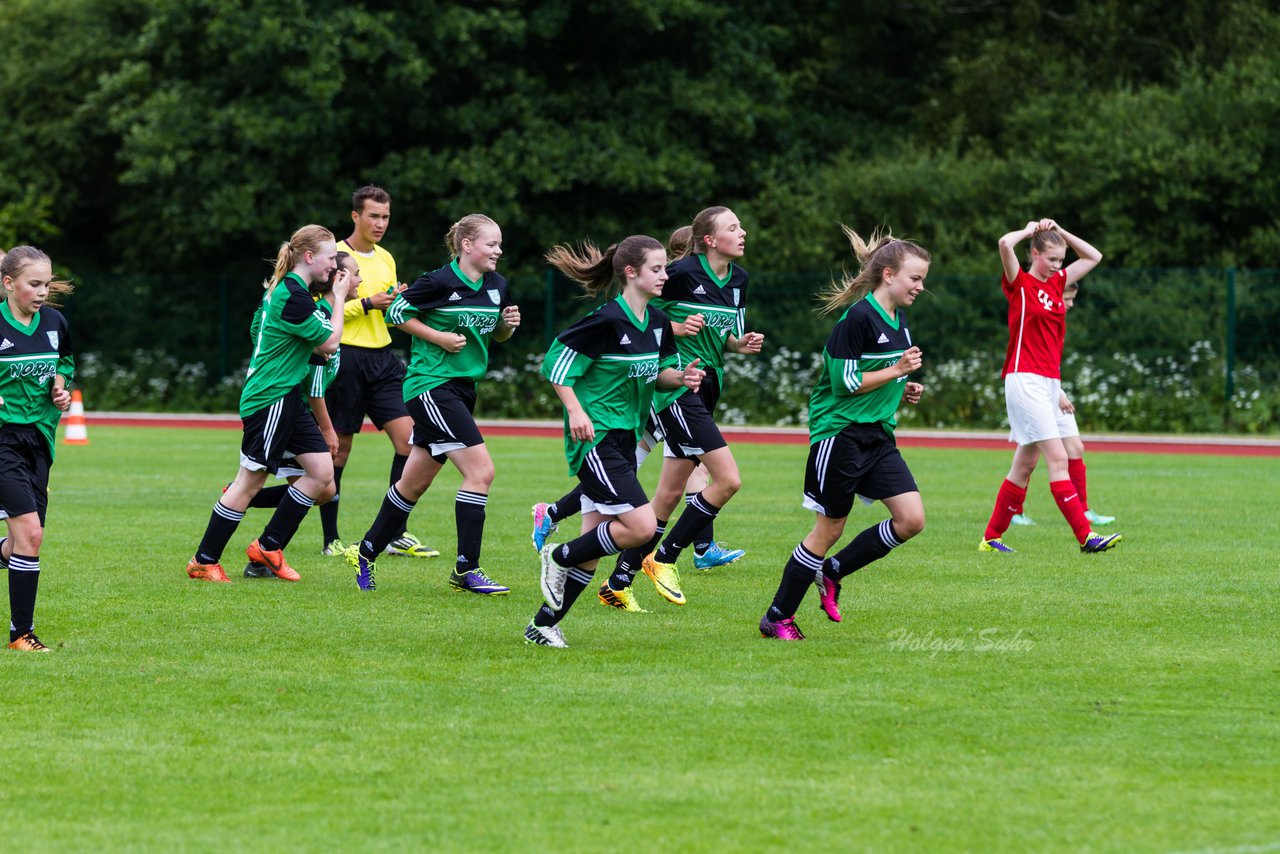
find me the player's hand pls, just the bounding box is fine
[440,333,467,354]
[682,357,705,392]
[904,382,924,405]
[330,269,352,298]
[735,331,764,354]
[1059,393,1075,414]
[51,386,71,411]
[501,305,521,330]
[568,408,595,443]
[322,427,339,456]
[1037,218,1058,232]
[368,289,396,310]
[896,346,923,376]
[678,314,706,337]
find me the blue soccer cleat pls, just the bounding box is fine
[693,542,746,571]
[531,503,558,552]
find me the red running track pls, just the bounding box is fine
[84,413,1280,457]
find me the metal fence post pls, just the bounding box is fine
[1224,267,1236,429]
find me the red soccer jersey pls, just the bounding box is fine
[1000,268,1066,378]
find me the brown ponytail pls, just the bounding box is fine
[818,226,930,315]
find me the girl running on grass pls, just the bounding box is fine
[239,252,361,577]
[343,214,520,595]
[0,247,74,651]
[759,228,928,640]
[186,225,352,584]
[527,235,704,648]
[980,219,1121,555]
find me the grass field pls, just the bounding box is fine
[2,426,1277,852]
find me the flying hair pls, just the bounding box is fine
[1,245,75,307]
[817,226,931,315]
[545,235,665,299]
[264,224,335,290]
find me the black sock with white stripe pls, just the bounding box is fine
[260,485,316,551]
[687,493,715,554]
[533,565,596,627]
[248,484,287,509]
[608,519,666,590]
[655,491,720,564]
[8,553,40,642]
[554,521,620,568]
[548,484,584,524]
[389,454,409,537]
[320,465,343,544]
[455,490,487,572]
[828,519,903,579]
[359,486,416,561]
[767,543,824,621]
[195,501,245,564]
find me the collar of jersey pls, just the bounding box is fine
[696,254,733,288]
[1,299,40,334]
[450,259,484,291]
[341,239,377,257]
[614,295,648,330]
[865,292,900,330]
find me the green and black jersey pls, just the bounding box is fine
[307,299,340,398]
[542,296,679,476]
[241,273,334,418]
[808,295,913,444]
[0,301,75,459]
[387,260,512,400]
[651,253,747,412]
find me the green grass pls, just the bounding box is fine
[3,426,1277,852]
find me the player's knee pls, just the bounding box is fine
[314,480,337,504]
[895,510,926,540]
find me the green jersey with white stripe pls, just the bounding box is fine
[0,301,75,459]
[241,273,334,418]
[388,260,511,400]
[651,253,747,413]
[307,299,340,398]
[542,296,679,476]
[808,294,913,443]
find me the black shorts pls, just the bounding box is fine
[405,379,485,464]
[326,344,409,434]
[240,388,329,475]
[576,430,650,516]
[0,424,51,525]
[693,367,723,414]
[802,423,918,519]
[655,390,728,461]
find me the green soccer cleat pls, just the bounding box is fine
[979,538,1016,554]
[384,532,439,558]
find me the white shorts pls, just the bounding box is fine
[1004,373,1079,446]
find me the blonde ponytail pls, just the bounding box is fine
[263,224,334,289]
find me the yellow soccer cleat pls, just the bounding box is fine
[641,553,686,606]
[598,582,649,613]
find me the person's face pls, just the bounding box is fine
[705,210,746,259]
[307,241,338,282]
[340,258,362,298]
[1030,244,1064,278]
[627,248,669,298]
[3,259,52,315]
[462,224,503,272]
[353,200,391,245]
[1063,289,1076,311]
[882,255,929,307]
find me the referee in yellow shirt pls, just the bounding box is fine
[323,185,436,558]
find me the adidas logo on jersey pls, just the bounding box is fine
[0,338,12,351]
[692,284,707,295]
[620,334,631,345]
[877,333,889,344]
[448,291,462,301]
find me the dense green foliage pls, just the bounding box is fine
[2,0,1278,276]
[7,428,1279,849]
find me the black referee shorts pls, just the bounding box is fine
[326,344,409,434]
[240,388,329,475]
[575,430,650,516]
[655,389,728,461]
[405,379,485,464]
[802,423,918,519]
[0,424,51,525]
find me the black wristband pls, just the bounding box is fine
[361,297,372,312]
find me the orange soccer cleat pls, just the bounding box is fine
[245,539,301,582]
[8,632,51,652]
[187,558,232,583]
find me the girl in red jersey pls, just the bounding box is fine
[980,219,1121,554]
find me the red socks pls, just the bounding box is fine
[1067,457,1089,510]
[1050,479,1092,543]
[984,479,1027,540]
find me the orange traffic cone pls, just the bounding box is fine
[63,389,89,445]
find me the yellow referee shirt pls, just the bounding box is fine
[339,239,397,348]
